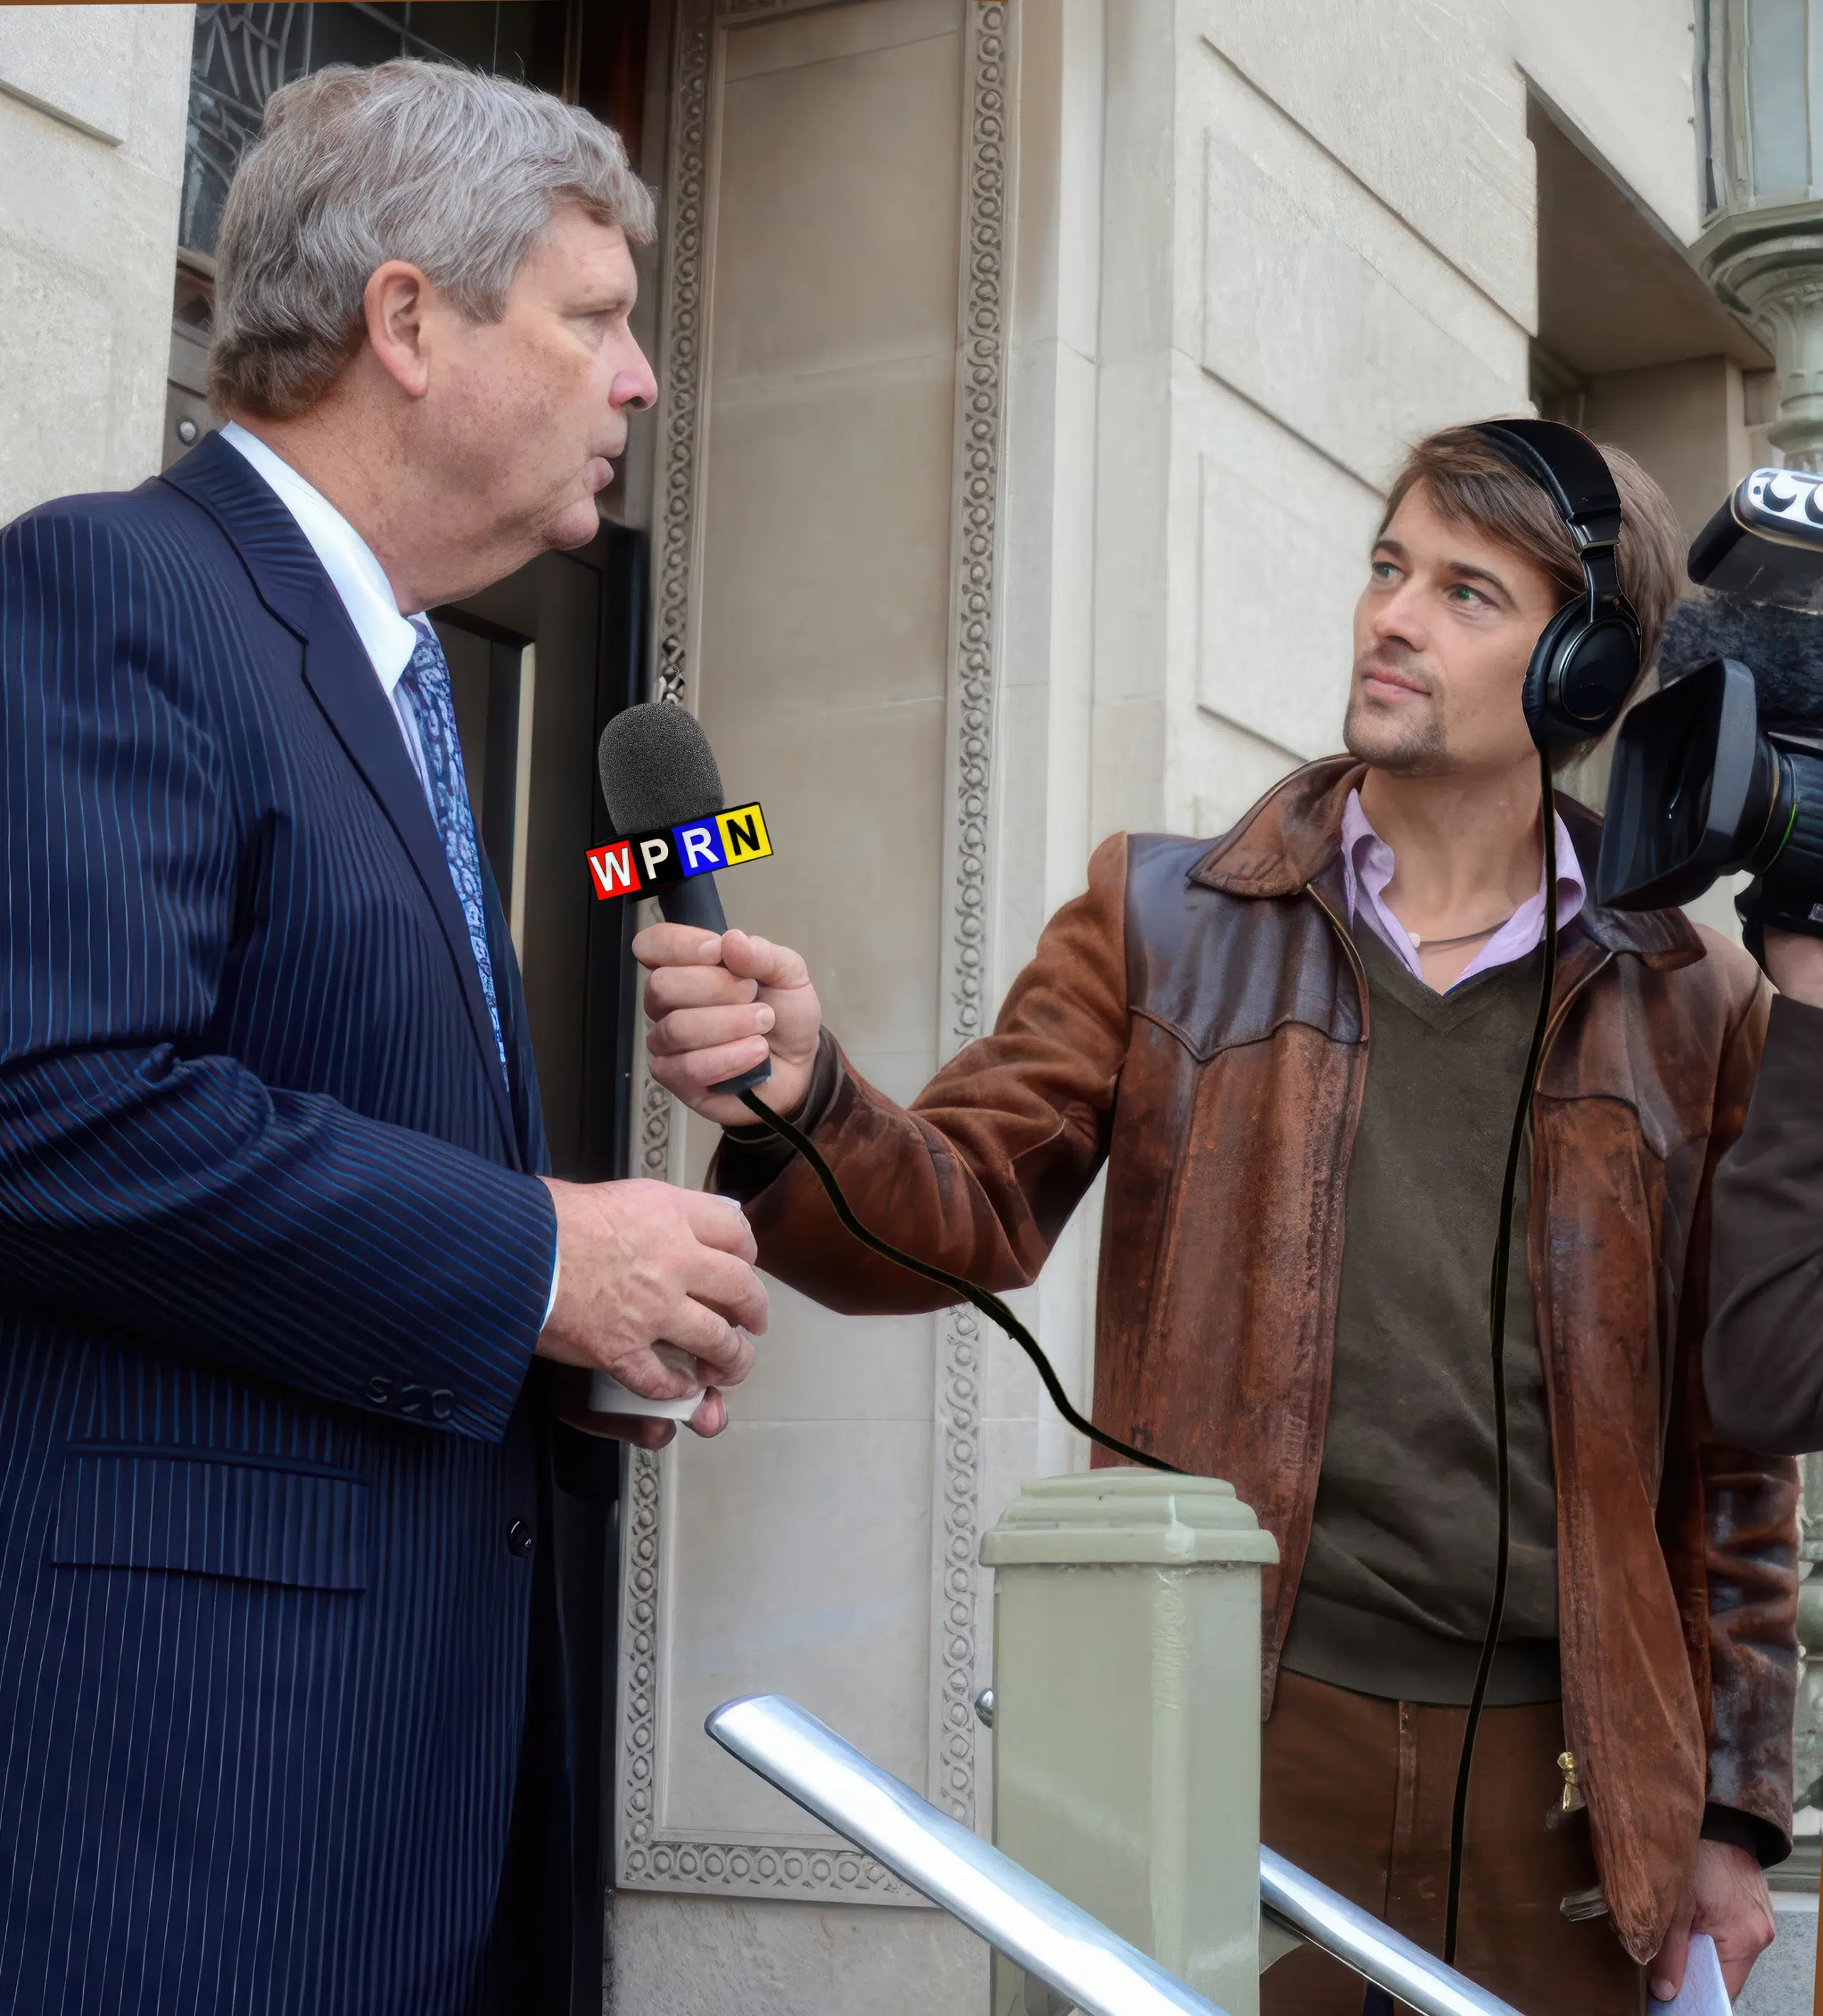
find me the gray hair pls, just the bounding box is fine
[209,59,656,419]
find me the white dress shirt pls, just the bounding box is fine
[1338,788,1586,991]
[219,423,560,1322]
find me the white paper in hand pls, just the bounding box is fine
[1664,1933,1731,2016]
[587,1345,705,1422]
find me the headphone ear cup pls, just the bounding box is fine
[1522,602,1588,749]
[1522,600,1641,749]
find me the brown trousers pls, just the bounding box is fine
[1262,1671,1645,2016]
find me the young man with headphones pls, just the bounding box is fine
[636,422,1798,2015]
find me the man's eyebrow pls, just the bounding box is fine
[1442,560,1518,605]
[1369,536,1517,606]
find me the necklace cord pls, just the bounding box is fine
[1411,910,1519,954]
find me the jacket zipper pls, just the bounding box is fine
[1527,944,1612,1859]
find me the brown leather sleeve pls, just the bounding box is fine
[1674,962,1800,1859]
[1708,993,1823,1452]
[710,833,1132,1313]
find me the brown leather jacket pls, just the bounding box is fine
[723,758,1798,1961]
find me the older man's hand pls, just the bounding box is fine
[534,1177,764,1441]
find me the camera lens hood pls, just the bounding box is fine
[1597,659,1780,909]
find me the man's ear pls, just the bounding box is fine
[362,260,435,399]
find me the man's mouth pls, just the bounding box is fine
[1358,660,1430,702]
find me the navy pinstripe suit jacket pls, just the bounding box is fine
[0,432,566,2014]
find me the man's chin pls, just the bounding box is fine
[1343,705,1448,776]
[547,496,605,552]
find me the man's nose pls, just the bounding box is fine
[1370,582,1427,649]
[615,344,659,414]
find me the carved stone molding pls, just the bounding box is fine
[929,0,1013,1826]
[649,0,713,711]
[617,0,1016,1899]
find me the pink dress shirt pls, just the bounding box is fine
[1337,789,1585,992]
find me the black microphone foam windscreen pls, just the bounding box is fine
[1659,592,1823,728]
[597,701,725,833]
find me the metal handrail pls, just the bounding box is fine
[706,1693,1526,2016]
[706,1694,1224,2016]
[1260,1847,1520,2016]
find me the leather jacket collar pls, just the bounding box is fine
[1191,754,1705,972]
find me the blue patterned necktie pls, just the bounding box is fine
[397,615,507,1075]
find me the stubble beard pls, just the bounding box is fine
[1343,669,1451,777]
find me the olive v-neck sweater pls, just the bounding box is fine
[1277,915,1562,1706]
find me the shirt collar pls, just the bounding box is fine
[1339,786,1587,989]
[219,422,419,694]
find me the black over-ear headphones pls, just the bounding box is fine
[1471,417,1641,750]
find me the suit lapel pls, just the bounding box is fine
[162,434,522,1160]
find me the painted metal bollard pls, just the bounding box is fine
[979,1470,1279,2016]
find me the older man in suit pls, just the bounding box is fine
[0,60,760,2015]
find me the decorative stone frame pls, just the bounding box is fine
[614,0,1017,1901]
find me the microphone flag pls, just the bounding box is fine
[585,802,772,901]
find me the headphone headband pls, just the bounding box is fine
[1473,418,1624,550]
[1467,417,1640,748]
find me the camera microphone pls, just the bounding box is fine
[1659,591,1823,724]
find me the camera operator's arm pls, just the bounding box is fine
[1656,968,1792,2001]
[1708,930,1823,1452]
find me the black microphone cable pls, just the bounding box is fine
[731,1088,1181,1476]
[1442,744,1560,1966]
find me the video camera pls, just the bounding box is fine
[1598,466,1823,954]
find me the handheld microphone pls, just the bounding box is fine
[597,703,772,1099]
[589,701,770,1421]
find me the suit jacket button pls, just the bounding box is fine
[366,1376,393,1406]
[506,1520,534,1558]
[431,1389,454,1421]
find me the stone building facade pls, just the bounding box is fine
[1,4,1818,2013]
